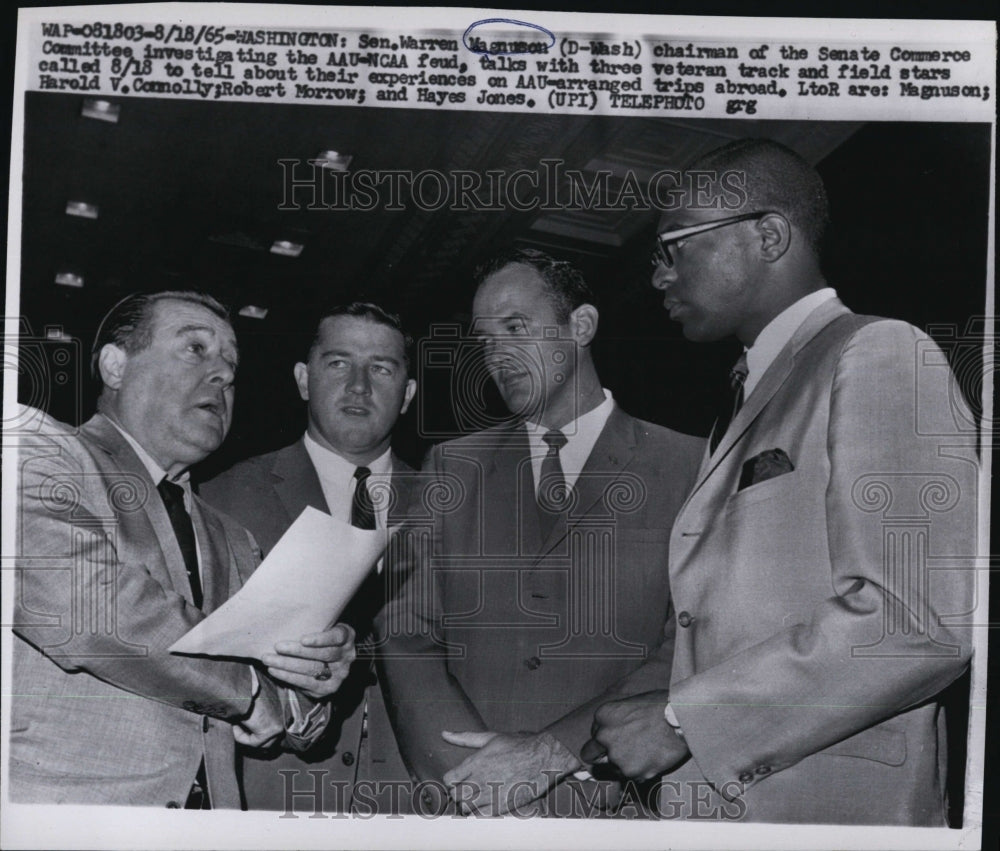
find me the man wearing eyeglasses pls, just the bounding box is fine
[583,138,978,825]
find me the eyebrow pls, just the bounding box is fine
[318,349,402,366]
[176,324,239,364]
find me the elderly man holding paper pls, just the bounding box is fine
[10,291,355,808]
[201,302,419,813]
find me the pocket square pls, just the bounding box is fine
[738,448,794,491]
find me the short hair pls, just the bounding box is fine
[690,138,830,256]
[91,291,230,381]
[306,302,413,370]
[473,248,598,322]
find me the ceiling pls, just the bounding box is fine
[18,93,861,331]
[15,92,868,459]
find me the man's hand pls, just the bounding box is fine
[233,695,284,748]
[441,730,581,815]
[260,623,356,699]
[581,690,690,781]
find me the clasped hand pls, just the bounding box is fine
[441,730,581,815]
[581,690,690,781]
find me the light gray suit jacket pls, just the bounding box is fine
[661,299,978,824]
[11,411,327,807]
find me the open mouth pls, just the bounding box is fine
[195,399,224,419]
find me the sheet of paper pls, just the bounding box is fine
[169,506,387,660]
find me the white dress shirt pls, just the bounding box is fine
[743,288,838,398]
[107,417,201,579]
[303,431,393,547]
[524,388,616,495]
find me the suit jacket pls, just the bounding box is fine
[200,439,416,812]
[379,405,704,813]
[661,299,978,825]
[10,411,327,807]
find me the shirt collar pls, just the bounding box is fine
[524,388,615,449]
[303,431,393,482]
[105,415,189,486]
[744,288,837,398]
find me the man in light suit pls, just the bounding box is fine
[10,291,356,808]
[380,249,704,815]
[201,303,418,813]
[584,139,978,825]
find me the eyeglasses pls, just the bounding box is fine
[651,211,771,269]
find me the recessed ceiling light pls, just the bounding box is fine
[314,150,353,171]
[65,201,98,219]
[44,327,72,342]
[54,271,84,288]
[238,305,269,320]
[270,240,303,257]
[82,99,120,123]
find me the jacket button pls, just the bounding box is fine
[166,800,181,808]
[524,656,542,670]
[738,770,754,783]
[677,611,694,628]
[342,751,355,766]
[202,716,210,733]
[755,765,771,775]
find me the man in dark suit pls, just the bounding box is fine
[10,291,356,807]
[584,139,978,824]
[201,302,418,813]
[380,249,704,815]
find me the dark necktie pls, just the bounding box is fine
[157,478,203,609]
[709,352,749,455]
[351,466,376,530]
[537,429,570,541]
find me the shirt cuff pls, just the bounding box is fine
[664,701,684,738]
[285,688,326,733]
[249,666,261,699]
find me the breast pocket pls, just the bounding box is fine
[725,470,800,515]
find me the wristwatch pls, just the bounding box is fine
[663,701,684,739]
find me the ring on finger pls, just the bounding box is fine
[314,661,332,681]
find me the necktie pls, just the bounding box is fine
[157,478,203,609]
[350,467,378,677]
[351,466,376,530]
[538,429,570,534]
[709,352,749,455]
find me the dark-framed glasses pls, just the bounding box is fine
[651,211,771,269]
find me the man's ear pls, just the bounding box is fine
[98,344,128,390]
[293,362,310,401]
[569,304,599,347]
[757,213,791,262]
[400,378,417,415]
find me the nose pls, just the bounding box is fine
[347,364,372,395]
[207,355,236,389]
[651,259,677,291]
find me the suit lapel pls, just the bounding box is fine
[478,424,540,555]
[190,503,230,613]
[684,298,853,505]
[272,439,329,521]
[386,453,417,526]
[81,414,195,605]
